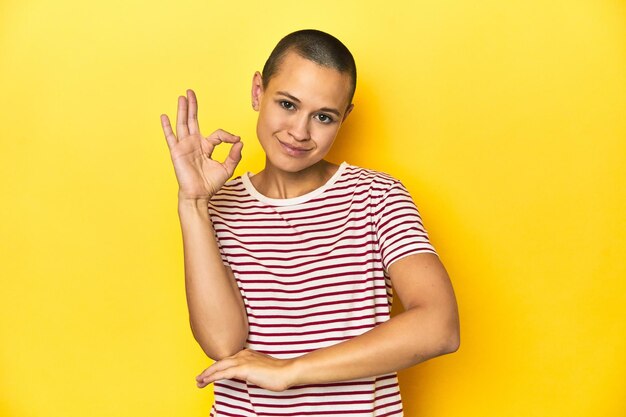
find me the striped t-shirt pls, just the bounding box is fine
[207,162,438,417]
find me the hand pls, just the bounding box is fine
[160,89,243,200]
[195,348,297,392]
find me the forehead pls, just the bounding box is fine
[266,52,352,109]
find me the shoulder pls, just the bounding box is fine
[344,163,400,184]
[342,163,403,197]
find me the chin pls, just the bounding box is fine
[267,153,324,174]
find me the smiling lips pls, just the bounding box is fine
[277,139,313,157]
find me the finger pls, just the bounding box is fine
[204,130,241,160]
[200,135,217,159]
[187,89,200,135]
[201,368,241,387]
[196,358,237,380]
[176,95,190,138]
[208,129,241,144]
[201,134,224,159]
[222,141,244,176]
[196,363,238,388]
[160,114,178,150]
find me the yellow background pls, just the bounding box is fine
[1,0,624,416]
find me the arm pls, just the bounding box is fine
[161,89,247,360]
[178,198,248,360]
[196,252,460,390]
[290,252,459,383]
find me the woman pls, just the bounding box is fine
[160,29,460,417]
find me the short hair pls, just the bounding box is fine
[262,29,357,105]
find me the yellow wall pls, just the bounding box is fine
[1,0,624,416]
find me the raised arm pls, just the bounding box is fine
[161,89,247,360]
[195,252,460,390]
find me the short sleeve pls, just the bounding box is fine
[374,180,438,271]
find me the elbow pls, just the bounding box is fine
[196,334,247,361]
[434,333,459,356]
[441,304,460,354]
[432,311,460,355]
[444,332,460,354]
[441,320,461,354]
[190,320,248,361]
[206,344,246,361]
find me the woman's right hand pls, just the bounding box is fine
[160,89,243,201]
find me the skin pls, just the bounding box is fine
[161,94,248,361]
[160,50,460,392]
[249,51,354,198]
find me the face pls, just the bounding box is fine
[251,51,354,173]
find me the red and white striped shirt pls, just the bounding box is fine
[207,162,437,417]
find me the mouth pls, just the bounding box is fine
[277,139,313,157]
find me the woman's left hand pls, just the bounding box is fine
[195,348,297,392]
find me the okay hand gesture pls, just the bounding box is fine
[160,89,243,201]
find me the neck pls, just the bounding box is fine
[251,159,340,199]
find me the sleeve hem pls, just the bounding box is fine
[384,248,439,273]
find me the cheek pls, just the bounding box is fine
[313,125,340,146]
[258,107,288,132]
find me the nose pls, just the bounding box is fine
[287,113,311,142]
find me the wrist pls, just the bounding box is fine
[178,195,211,208]
[285,355,307,389]
[177,197,212,222]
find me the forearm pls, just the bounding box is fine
[178,198,248,360]
[195,255,460,391]
[289,305,459,386]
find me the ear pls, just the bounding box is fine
[251,71,264,111]
[342,103,354,122]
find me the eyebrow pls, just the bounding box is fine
[276,91,342,118]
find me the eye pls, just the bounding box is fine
[279,100,295,110]
[315,113,334,124]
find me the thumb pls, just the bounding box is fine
[222,141,244,176]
